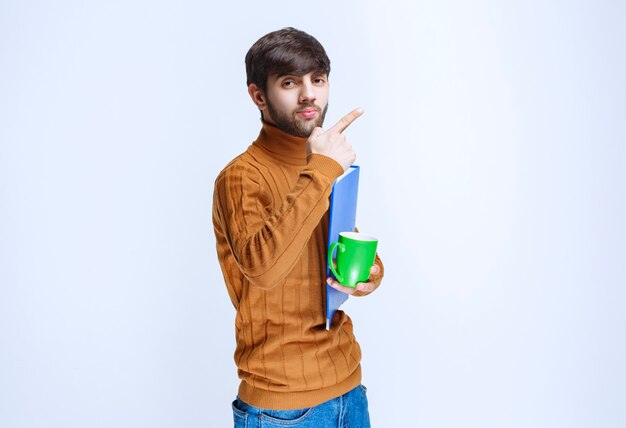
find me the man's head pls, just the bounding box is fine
[246,27,331,137]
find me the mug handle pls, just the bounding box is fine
[328,242,345,284]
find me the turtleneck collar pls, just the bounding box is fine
[251,120,308,166]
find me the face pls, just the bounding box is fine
[250,71,329,138]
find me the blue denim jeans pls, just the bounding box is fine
[232,385,371,428]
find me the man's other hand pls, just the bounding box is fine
[326,263,381,296]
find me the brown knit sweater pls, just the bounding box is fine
[212,121,384,410]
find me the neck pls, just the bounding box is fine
[252,120,309,166]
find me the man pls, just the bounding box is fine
[212,27,384,427]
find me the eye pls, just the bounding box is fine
[314,77,326,85]
[282,80,296,88]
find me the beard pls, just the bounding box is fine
[265,99,329,138]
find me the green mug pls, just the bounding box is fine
[328,232,378,288]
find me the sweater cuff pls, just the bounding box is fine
[306,154,344,182]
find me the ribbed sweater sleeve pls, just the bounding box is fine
[214,153,344,290]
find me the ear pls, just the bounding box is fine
[248,83,267,110]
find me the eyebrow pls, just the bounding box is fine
[275,71,327,80]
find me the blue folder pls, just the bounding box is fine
[325,165,360,330]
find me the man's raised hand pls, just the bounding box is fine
[307,108,364,171]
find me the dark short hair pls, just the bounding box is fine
[245,27,331,93]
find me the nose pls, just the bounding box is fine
[299,80,316,104]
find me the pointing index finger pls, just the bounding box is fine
[326,108,364,135]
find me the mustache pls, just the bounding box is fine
[296,104,321,112]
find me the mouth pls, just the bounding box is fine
[296,108,319,120]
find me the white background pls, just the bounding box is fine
[1,1,625,427]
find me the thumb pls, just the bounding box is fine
[309,126,324,140]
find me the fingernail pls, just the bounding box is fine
[358,284,365,290]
